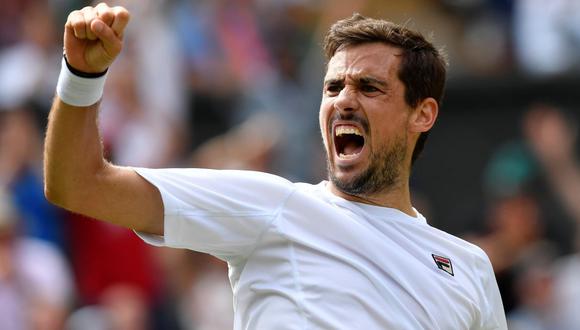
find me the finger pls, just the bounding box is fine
[111,6,130,38]
[80,6,98,41]
[91,19,122,58]
[96,2,114,27]
[67,10,87,40]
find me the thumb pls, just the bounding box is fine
[91,19,122,59]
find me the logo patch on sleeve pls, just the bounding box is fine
[432,254,454,276]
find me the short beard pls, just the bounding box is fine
[328,136,407,196]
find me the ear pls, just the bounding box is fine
[408,97,438,133]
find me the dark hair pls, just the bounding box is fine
[323,13,447,164]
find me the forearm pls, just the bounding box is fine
[43,97,108,211]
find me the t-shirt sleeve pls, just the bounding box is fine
[474,249,508,330]
[132,167,295,260]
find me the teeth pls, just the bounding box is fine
[335,126,362,136]
[338,152,358,159]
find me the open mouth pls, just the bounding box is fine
[334,125,365,159]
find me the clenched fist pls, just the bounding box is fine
[64,3,130,74]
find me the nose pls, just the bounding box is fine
[333,86,359,114]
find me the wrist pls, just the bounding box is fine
[64,55,108,78]
[56,56,109,107]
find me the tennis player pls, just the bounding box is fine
[44,3,507,329]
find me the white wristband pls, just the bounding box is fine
[56,57,108,107]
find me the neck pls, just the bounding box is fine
[328,179,416,217]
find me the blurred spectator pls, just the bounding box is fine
[0,1,69,250]
[440,0,514,75]
[0,1,61,110]
[66,284,150,330]
[524,105,580,329]
[0,187,73,330]
[121,0,186,124]
[168,0,274,151]
[99,0,187,167]
[100,52,184,168]
[470,105,580,327]
[237,2,325,181]
[551,253,580,330]
[468,193,546,313]
[524,106,580,236]
[190,112,283,171]
[66,214,160,308]
[151,249,232,330]
[507,243,558,330]
[466,141,546,312]
[514,0,580,75]
[0,0,30,47]
[0,107,66,250]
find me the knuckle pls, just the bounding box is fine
[103,10,116,21]
[114,6,129,17]
[96,9,114,25]
[67,10,79,21]
[71,18,85,29]
[71,22,83,32]
[70,11,83,24]
[81,6,97,18]
[97,6,111,14]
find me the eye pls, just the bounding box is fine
[360,85,380,94]
[325,83,343,96]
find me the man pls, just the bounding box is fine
[44,3,507,329]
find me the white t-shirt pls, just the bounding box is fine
[134,168,507,330]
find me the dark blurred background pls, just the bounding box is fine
[1,0,579,329]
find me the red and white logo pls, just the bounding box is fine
[432,254,454,276]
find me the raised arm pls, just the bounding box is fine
[44,3,163,235]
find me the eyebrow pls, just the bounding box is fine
[323,78,344,86]
[323,76,388,87]
[358,76,388,87]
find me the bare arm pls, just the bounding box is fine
[44,3,163,235]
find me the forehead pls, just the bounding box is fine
[325,43,402,81]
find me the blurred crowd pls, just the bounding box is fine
[0,0,579,329]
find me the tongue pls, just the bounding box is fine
[343,141,362,155]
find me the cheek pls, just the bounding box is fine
[370,117,404,145]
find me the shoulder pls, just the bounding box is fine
[293,181,323,192]
[134,167,293,184]
[133,167,297,195]
[132,168,301,214]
